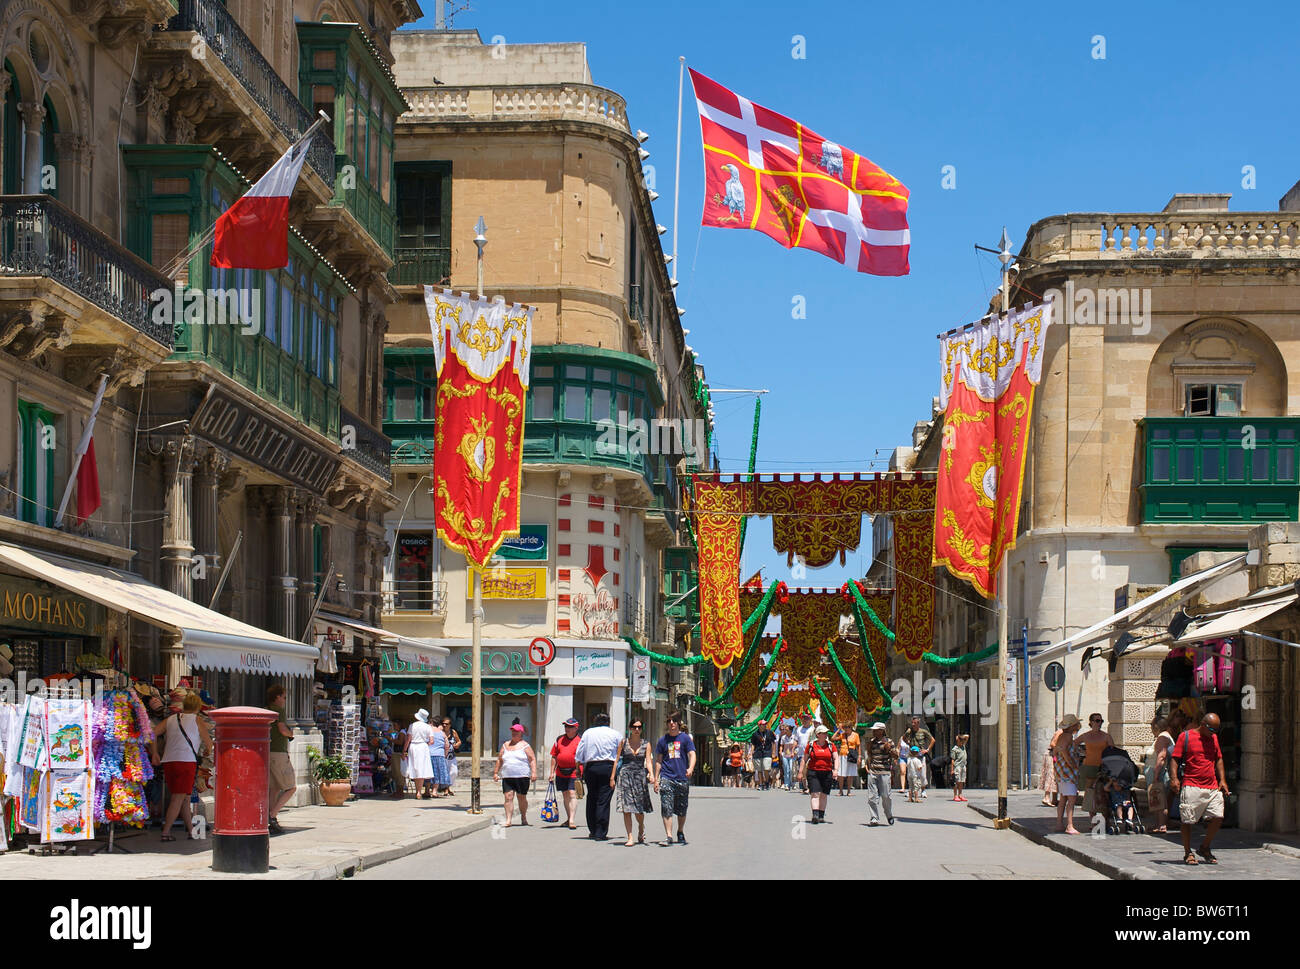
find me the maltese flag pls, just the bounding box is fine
[211,134,315,269]
[690,69,910,276]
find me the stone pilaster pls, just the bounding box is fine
[295,491,323,638]
[264,486,297,641]
[18,102,45,195]
[160,437,197,601]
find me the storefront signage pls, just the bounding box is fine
[0,577,105,636]
[191,385,339,492]
[498,525,548,560]
[572,590,619,638]
[380,648,530,675]
[468,566,547,600]
[574,648,614,679]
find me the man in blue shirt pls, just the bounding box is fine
[653,711,697,846]
[749,721,775,791]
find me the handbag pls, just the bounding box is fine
[539,781,559,822]
[847,748,859,765]
[575,777,586,800]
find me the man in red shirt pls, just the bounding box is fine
[548,718,582,829]
[1169,711,1230,865]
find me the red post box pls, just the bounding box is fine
[209,706,278,873]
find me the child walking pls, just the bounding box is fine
[949,734,969,802]
[907,746,926,802]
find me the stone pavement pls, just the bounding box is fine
[964,789,1300,880]
[0,787,500,880]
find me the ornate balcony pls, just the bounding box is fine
[401,83,630,136]
[340,405,393,483]
[1024,208,1300,264]
[0,195,174,391]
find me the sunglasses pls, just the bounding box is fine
[630,724,643,730]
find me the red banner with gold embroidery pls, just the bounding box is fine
[695,478,749,667]
[425,288,535,568]
[933,302,1050,598]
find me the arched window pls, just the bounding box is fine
[41,95,57,198]
[2,62,21,195]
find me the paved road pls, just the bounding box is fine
[356,787,1106,880]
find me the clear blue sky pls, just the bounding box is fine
[409,1,1300,591]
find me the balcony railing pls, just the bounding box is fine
[340,405,393,481]
[402,83,630,136]
[388,247,451,287]
[167,0,335,184]
[381,579,449,618]
[0,195,174,348]
[1140,417,1300,522]
[1025,213,1300,263]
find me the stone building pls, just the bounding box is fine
[378,30,714,762]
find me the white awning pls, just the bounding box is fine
[317,612,398,644]
[0,542,319,678]
[1030,552,1254,665]
[394,637,450,672]
[1177,590,1298,643]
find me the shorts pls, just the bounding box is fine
[269,751,296,794]
[163,760,198,796]
[1179,786,1224,824]
[554,774,577,792]
[755,756,773,772]
[1147,783,1167,812]
[502,777,531,795]
[721,764,738,776]
[807,770,835,796]
[660,778,689,818]
[952,765,967,783]
[1058,779,1079,797]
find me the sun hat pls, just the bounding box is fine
[815,724,829,734]
[415,709,430,722]
[871,722,887,731]
[1058,713,1081,730]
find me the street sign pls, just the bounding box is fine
[1043,661,1066,692]
[1005,657,1019,705]
[528,636,556,668]
[631,655,652,703]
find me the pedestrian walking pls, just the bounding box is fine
[653,711,697,845]
[897,730,910,793]
[750,720,775,790]
[949,734,969,801]
[405,709,436,799]
[388,721,407,798]
[832,724,860,796]
[153,691,211,842]
[1169,712,1230,865]
[576,713,622,840]
[906,746,926,802]
[613,718,654,845]
[901,717,935,797]
[1145,716,1174,833]
[492,723,537,827]
[724,743,744,788]
[799,724,837,824]
[548,718,582,829]
[1053,714,1082,834]
[778,723,799,791]
[440,717,460,793]
[864,722,896,826]
[264,684,296,830]
[429,713,452,797]
[1040,725,1062,806]
[1076,713,1115,825]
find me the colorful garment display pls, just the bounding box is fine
[91,689,155,828]
[42,771,93,843]
[44,699,92,771]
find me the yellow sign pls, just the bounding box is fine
[469,566,548,600]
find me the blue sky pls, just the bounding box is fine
[409,1,1300,590]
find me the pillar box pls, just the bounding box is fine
[208,706,278,873]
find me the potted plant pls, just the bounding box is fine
[307,748,352,806]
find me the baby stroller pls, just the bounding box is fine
[1096,746,1145,835]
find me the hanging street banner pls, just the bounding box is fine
[424,288,535,568]
[932,301,1052,598]
[690,68,910,276]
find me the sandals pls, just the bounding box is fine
[1184,852,1199,865]
[161,835,175,842]
[1198,847,1219,865]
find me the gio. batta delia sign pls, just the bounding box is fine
[190,385,339,492]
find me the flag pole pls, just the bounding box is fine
[469,215,487,816]
[54,372,109,528]
[160,111,332,280]
[994,227,1013,830]
[671,56,685,287]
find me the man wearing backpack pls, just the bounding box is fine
[1168,711,1230,865]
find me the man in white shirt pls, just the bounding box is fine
[793,712,817,792]
[575,713,622,840]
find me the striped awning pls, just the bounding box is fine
[380,676,544,697]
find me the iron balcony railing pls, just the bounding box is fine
[380,579,449,617]
[0,195,175,348]
[340,405,393,481]
[167,0,335,185]
[388,247,451,287]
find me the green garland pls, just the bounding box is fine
[923,643,1000,666]
[843,583,894,707]
[623,635,710,666]
[823,638,859,703]
[814,679,837,728]
[695,581,781,708]
[740,579,781,635]
[728,688,781,742]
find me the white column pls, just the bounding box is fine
[544,684,574,775]
[610,685,627,735]
[19,101,44,195]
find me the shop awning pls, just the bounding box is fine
[317,611,398,644]
[379,676,543,696]
[1029,552,1255,665]
[0,542,318,678]
[1176,589,1298,643]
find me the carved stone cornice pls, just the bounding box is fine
[0,308,48,350]
[63,347,148,397]
[97,17,150,50]
[295,490,324,520]
[146,63,199,100]
[8,312,73,361]
[325,477,364,512]
[196,447,230,481]
[17,101,47,133]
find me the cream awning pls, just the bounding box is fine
[0,542,319,678]
[317,611,398,644]
[1177,590,1298,643]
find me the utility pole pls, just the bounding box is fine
[994,227,1013,830]
[468,215,488,815]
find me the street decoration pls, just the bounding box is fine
[691,69,910,276]
[933,301,1051,597]
[424,288,535,568]
[694,477,751,666]
[771,588,846,680]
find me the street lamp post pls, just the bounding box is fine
[468,216,487,815]
[994,227,1013,830]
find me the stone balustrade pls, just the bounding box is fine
[1025,213,1300,263]
[401,83,630,134]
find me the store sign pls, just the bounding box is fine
[0,578,105,636]
[631,656,652,702]
[574,648,614,679]
[469,566,547,600]
[572,590,619,638]
[191,385,339,492]
[498,525,548,560]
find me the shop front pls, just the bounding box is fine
[0,571,112,694]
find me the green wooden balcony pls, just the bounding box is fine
[388,247,451,287]
[334,154,395,257]
[1140,417,1300,522]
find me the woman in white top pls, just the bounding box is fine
[405,710,436,799]
[151,691,212,842]
[492,723,537,827]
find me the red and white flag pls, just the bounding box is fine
[690,69,910,276]
[210,134,315,270]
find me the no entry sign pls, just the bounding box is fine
[528,636,556,668]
